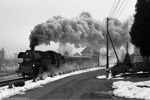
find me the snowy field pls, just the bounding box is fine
[112,80,150,100]
[0,67,104,100]
[97,74,150,100]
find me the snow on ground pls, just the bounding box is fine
[96,75,106,79]
[96,63,123,80]
[96,73,124,79]
[96,73,150,99]
[0,67,104,100]
[112,80,150,100]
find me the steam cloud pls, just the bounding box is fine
[29,12,132,51]
[57,43,73,55]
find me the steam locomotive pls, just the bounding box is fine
[17,50,98,78]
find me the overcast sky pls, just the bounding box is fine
[0,0,137,51]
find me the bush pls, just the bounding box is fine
[13,80,25,87]
[111,67,119,77]
[111,62,133,77]
[111,62,121,77]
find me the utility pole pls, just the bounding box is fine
[126,41,129,54]
[106,17,109,78]
[98,51,100,67]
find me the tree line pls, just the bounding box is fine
[130,0,150,63]
[0,48,20,71]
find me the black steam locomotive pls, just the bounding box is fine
[17,50,65,78]
[17,50,98,78]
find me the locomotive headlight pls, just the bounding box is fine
[32,64,35,67]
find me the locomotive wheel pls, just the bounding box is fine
[32,66,40,78]
[22,72,26,79]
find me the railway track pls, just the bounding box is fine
[0,77,31,87]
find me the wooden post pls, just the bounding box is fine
[98,50,100,67]
[106,17,109,78]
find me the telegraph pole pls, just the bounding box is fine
[126,41,129,54]
[106,17,109,78]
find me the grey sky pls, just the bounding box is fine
[0,0,136,51]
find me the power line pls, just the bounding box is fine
[109,0,121,18]
[108,0,117,17]
[113,0,126,18]
[108,0,129,19]
[116,0,130,19]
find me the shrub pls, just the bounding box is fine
[13,80,25,87]
[111,62,133,77]
[111,62,121,77]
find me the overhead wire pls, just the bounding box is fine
[113,0,126,18]
[109,0,121,18]
[108,0,129,19]
[115,0,130,19]
[108,0,117,17]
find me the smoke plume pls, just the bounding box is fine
[29,12,132,51]
[102,18,132,50]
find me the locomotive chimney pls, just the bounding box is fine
[30,46,35,51]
